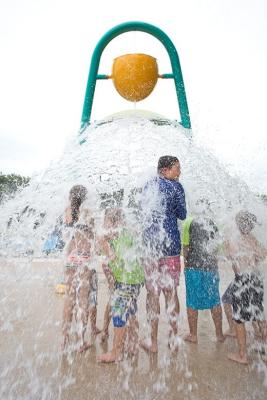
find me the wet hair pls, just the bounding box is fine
[235,210,258,233]
[69,185,87,224]
[157,156,179,173]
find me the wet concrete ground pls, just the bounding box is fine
[0,257,267,400]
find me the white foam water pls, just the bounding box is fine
[1,115,266,255]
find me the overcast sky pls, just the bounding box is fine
[0,0,266,192]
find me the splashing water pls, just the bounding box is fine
[0,114,267,399]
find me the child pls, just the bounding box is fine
[62,185,96,353]
[182,213,224,343]
[87,269,101,338]
[225,210,267,364]
[140,155,186,353]
[97,209,145,363]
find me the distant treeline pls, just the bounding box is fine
[0,173,30,203]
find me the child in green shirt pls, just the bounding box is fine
[97,209,144,363]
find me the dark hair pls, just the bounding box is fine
[69,185,87,224]
[157,156,179,173]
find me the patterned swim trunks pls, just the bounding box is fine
[111,282,142,327]
[231,271,265,324]
[88,269,98,307]
[145,255,181,295]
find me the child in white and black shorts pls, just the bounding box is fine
[225,211,267,365]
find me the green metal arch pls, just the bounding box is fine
[80,21,191,131]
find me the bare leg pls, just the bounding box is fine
[223,303,236,337]
[175,290,180,315]
[62,270,76,350]
[90,306,101,337]
[163,287,179,350]
[101,302,112,342]
[62,295,75,350]
[76,270,91,353]
[211,305,225,342]
[97,326,126,363]
[228,321,248,364]
[140,290,159,353]
[185,307,198,343]
[126,316,139,356]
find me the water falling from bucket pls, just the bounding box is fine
[0,115,267,399]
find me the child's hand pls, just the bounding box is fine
[108,275,115,291]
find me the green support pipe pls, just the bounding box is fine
[80,21,191,132]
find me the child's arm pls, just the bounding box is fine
[102,262,115,290]
[64,206,73,225]
[173,184,187,220]
[98,235,116,289]
[60,207,74,255]
[223,239,240,274]
[182,245,189,267]
[181,217,191,266]
[253,236,267,265]
[98,235,114,259]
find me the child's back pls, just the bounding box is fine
[108,229,144,285]
[65,206,94,257]
[142,176,186,257]
[225,211,266,274]
[185,216,219,269]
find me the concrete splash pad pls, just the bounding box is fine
[1,257,266,400]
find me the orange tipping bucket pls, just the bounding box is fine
[112,53,158,102]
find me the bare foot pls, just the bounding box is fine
[224,329,237,338]
[139,339,158,353]
[78,342,92,353]
[227,352,248,365]
[216,334,225,343]
[97,352,117,363]
[184,334,198,344]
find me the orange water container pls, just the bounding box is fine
[112,53,158,102]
